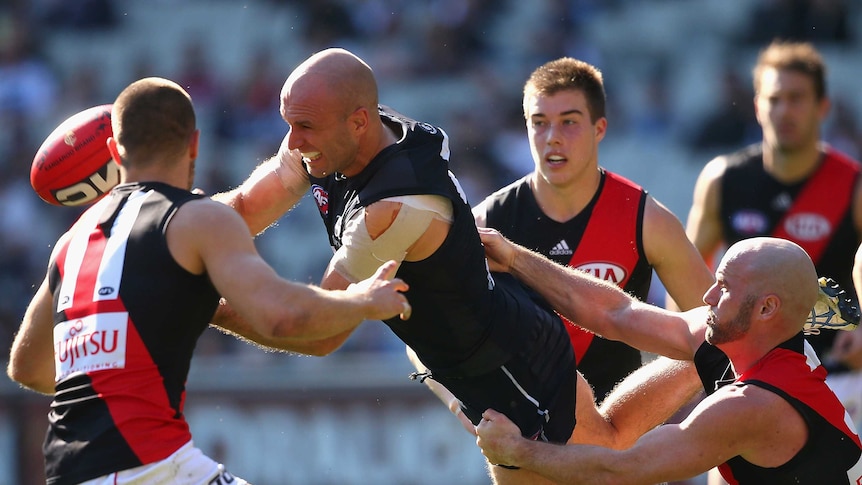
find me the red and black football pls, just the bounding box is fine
[30,104,120,206]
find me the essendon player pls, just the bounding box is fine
[475,235,862,484]
[7,77,409,485]
[686,42,862,452]
[473,57,714,404]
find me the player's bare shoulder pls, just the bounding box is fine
[164,196,254,254]
[177,196,247,231]
[166,195,255,275]
[697,154,732,188]
[643,195,683,230]
[690,154,733,212]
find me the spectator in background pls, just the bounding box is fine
[0,15,59,123]
[54,60,108,117]
[229,46,286,151]
[413,0,499,76]
[688,66,759,154]
[539,0,605,65]
[348,0,403,41]
[442,107,502,204]
[0,12,62,354]
[175,37,224,112]
[0,157,47,354]
[129,52,158,83]
[826,97,862,161]
[301,0,358,50]
[489,103,537,182]
[629,61,675,139]
[448,64,523,202]
[39,0,118,31]
[742,0,853,45]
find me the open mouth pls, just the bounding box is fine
[302,151,322,163]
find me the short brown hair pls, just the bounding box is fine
[112,77,196,167]
[523,57,606,123]
[752,40,827,100]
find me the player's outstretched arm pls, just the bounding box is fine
[479,227,703,360]
[173,199,409,352]
[212,133,310,236]
[211,300,357,356]
[477,383,782,484]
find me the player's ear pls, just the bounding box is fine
[349,106,369,135]
[759,294,780,320]
[106,137,123,167]
[594,116,607,142]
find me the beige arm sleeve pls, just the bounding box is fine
[331,201,439,282]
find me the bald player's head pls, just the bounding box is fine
[720,237,819,324]
[281,48,378,119]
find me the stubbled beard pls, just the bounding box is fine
[706,295,757,345]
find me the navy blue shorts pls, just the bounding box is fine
[436,310,577,444]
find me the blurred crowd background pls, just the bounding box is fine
[1,0,861,362]
[0,0,862,353]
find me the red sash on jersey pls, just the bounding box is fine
[52,198,192,465]
[562,171,644,362]
[772,149,860,264]
[744,345,861,445]
[717,343,861,483]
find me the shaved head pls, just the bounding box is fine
[720,237,819,321]
[278,48,391,178]
[281,48,378,118]
[112,77,196,169]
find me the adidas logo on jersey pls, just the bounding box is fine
[548,240,573,256]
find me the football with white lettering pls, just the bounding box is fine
[30,104,120,206]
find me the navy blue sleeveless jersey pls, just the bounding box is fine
[44,182,219,484]
[481,171,650,401]
[719,144,861,360]
[308,106,577,442]
[694,335,862,484]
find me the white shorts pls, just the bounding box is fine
[828,369,862,431]
[77,440,250,485]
